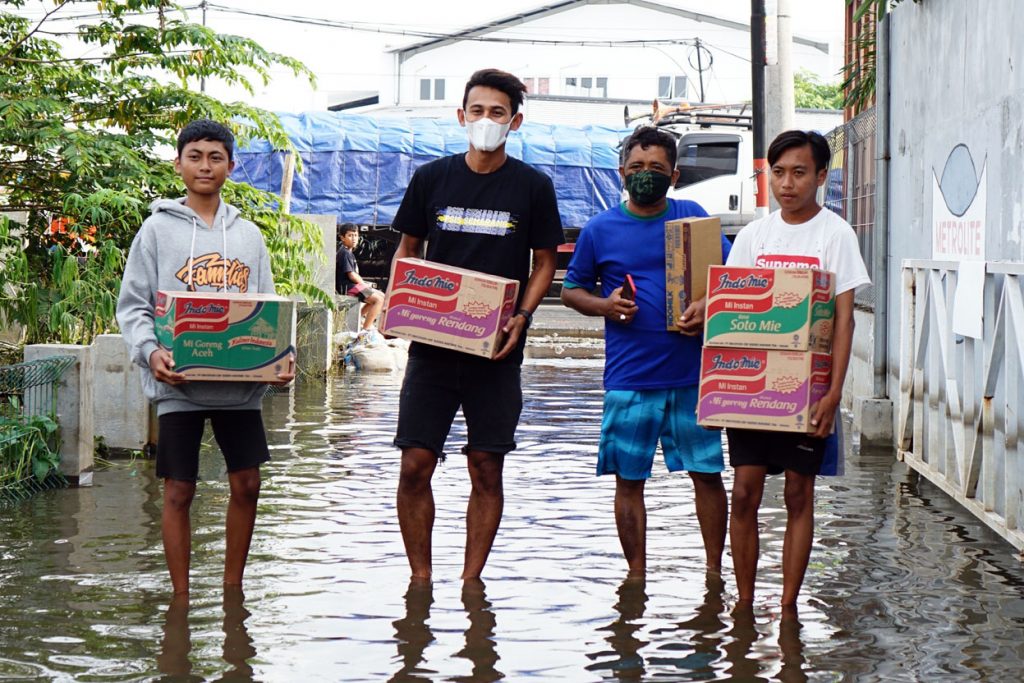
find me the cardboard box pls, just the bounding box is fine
[381,258,519,359]
[155,291,295,381]
[704,266,835,351]
[697,348,832,433]
[665,216,723,330]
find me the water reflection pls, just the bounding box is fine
[390,580,436,682]
[215,587,256,682]
[586,576,649,679]
[647,574,728,677]
[156,595,198,682]
[777,609,808,683]
[453,579,502,683]
[722,604,765,682]
[156,589,256,683]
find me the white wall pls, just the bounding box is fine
[393,4,833,110]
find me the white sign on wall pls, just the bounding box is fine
[931,145,988,338]
[931,154,986,261]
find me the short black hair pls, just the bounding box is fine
[339,222,359,237]
[462,69,527,115]
[177,119,235,160]
[621,126,678,168]
[767,130,831,172]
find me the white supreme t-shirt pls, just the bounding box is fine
[727,208,871,295]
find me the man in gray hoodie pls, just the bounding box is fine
[116,119,294,596]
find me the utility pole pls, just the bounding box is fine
[695,37,706,103]
[765,0,795,144]
[750,0,768,218]
[200,1,207,93]
[764,0,794,211]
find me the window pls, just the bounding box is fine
[418,78,445,100]
[675,136,740,188]
[564,76,607,98]
[524,77,550,95]
[658,74,688,100]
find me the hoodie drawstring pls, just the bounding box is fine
[221,214,227,291]
[187,213,229,292]
[188,217,198,291]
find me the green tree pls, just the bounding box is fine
[0,0,329,346]
[842,0,920,111]
[794,69,843,110]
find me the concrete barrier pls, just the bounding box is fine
[297,304,333,378]
[23,344,94,486]
[91,334,149,453]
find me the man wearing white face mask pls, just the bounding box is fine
[390,69,565,581]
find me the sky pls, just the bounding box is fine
[12,0,846,111]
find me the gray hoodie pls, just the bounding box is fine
[116,198,276,415]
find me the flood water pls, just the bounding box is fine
[2,358,1024,682]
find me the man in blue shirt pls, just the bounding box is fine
[561,126,731,577]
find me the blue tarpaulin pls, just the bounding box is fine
[232,112,631,229]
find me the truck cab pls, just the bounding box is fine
[670,129,754,236]
[627,102,756,237]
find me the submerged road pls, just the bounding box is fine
[1,354,1024,681]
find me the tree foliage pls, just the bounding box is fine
[0,0,329,346]
[794,69,842,110]
[841,0,920,111]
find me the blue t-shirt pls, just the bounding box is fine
[564,199,731,390]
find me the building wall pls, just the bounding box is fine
[389,4,832,110]
[886,0,1024,397]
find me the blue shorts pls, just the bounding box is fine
[597,387,724,480]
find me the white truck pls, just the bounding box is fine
[625,102,756,236]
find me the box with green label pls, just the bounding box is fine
[155,291,295,381]
[704,266,835,352]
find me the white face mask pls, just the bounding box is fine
[465,117,511,152]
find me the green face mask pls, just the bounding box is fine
[624,170,672,206]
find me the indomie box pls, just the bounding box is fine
[155,291,295,381]
[704,266,835,351]
[381,258,519,359]
[665,216,723,330]
[696,348,832,433]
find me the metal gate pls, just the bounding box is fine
[899,260,1024,554]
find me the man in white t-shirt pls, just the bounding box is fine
[724,130,870,610]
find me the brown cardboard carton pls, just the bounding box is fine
[155,291,295,381]
[665,216,723,330]
[704,266,835,352]
[381,258,519,359]
[697,348,832,433]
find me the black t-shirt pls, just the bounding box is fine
[336,246,357,294]
[393,153,565,363]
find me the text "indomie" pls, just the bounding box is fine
[399,269,457,291]
[713,272,770,292]
[183,301,226,315]
[710,354,763,371]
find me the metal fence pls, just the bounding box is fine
[823,107,877,309]
[0,356,76,506]
[899,261,1024,555]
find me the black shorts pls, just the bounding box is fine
[156,410,270,482]
[394,352,522,459]
[726,428,825,476]
[347,282,382,302]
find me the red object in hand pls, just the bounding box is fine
[622,274,636,301]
